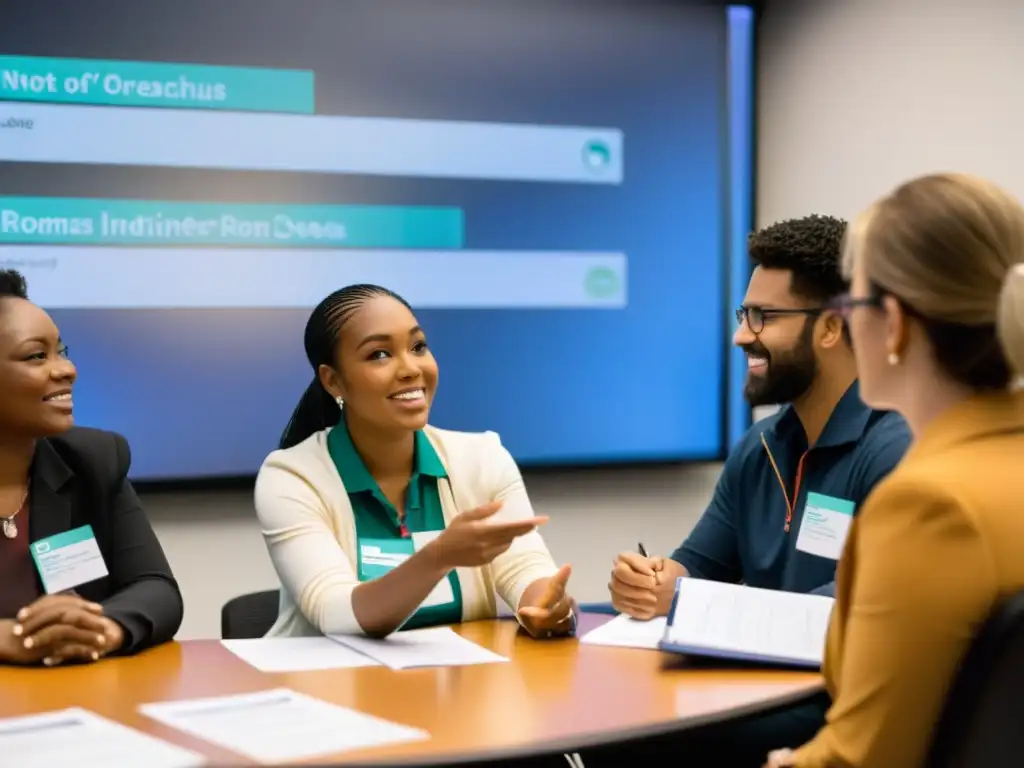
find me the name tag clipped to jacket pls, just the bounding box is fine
[795,492,855,561]
[359,533,454,608]
[30,525,109,594]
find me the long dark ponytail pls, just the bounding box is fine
[278,284,412,449]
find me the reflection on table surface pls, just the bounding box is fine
[0,614,823,765]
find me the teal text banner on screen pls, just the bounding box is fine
[0,197,465,249]
[0,55,315,113]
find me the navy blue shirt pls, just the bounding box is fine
[671,382,911,597]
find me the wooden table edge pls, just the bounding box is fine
[335,676,824,766]
[0,615,826,766]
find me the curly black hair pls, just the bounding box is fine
[0,269,28,300]
[748,214,848,303]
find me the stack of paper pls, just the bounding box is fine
[139,688,427,763]
[580,614,667,650]
[659,579,835,668]
[330,626,509,670]
[0,708,205,768]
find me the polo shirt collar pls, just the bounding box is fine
[769,380,872,449]
[413,430,448,479]
[329,419,447,493]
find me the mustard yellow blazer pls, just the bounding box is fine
[793,391,1024,768]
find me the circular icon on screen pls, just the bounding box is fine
[582,140,612,172]
[584,266,620,299]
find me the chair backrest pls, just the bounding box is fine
[220,590,280,639]
[927,587,1024,768]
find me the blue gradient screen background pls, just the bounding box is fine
[0,0,753,480]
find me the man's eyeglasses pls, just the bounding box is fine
[827,293,883,319]
[734,306,823,334]
[736,294,884,334]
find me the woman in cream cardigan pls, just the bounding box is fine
[255,284,575,638]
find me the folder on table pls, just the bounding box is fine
[658,578,835,669]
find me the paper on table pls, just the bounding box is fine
[0,707,205,768]
[221,636,381,672]
[330,626,509,670]
[579,614,667,650]
[661,579,835,667]
[139,688,427,763]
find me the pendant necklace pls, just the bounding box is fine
[1,488,29,540]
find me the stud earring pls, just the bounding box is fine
[887,352,900,366]
[335,396,344,409]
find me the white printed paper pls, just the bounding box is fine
[330,626,508,670]
[0,708,205,768]
[580,614,667,650]
[220,636,380,673]
[139,688,427,763]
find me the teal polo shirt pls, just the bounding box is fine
[327,420,463,629]
[670,381,912,597]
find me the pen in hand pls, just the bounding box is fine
[637,542,664,588]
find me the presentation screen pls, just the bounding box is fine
[0,0,748,480]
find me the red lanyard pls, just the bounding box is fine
[760,433,808,534]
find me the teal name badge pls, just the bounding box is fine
[796,492,856,561]
[358,535,454,609]
[358,538,414,581]
[30,525,109,594]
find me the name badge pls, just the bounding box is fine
[30,525,109,594]
[359,532,454,609]
[795,492,855,561]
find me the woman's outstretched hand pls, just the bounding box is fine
[517,564,575,638]
[428,501,547,569]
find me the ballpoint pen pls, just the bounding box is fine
[638,542,648,557]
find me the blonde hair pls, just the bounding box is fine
[843,173,1024,389]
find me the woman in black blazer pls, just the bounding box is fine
[0,269,182,665]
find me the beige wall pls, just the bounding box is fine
[757,0,1024,223]
[152,0,1020,639]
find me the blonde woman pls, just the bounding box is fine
[767,174,1024,768]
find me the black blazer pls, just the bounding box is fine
[28,427,183,654]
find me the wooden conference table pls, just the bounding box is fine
[0,614,823,765]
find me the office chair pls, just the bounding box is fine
[220,589,280,639]
[926,587,1024,768]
